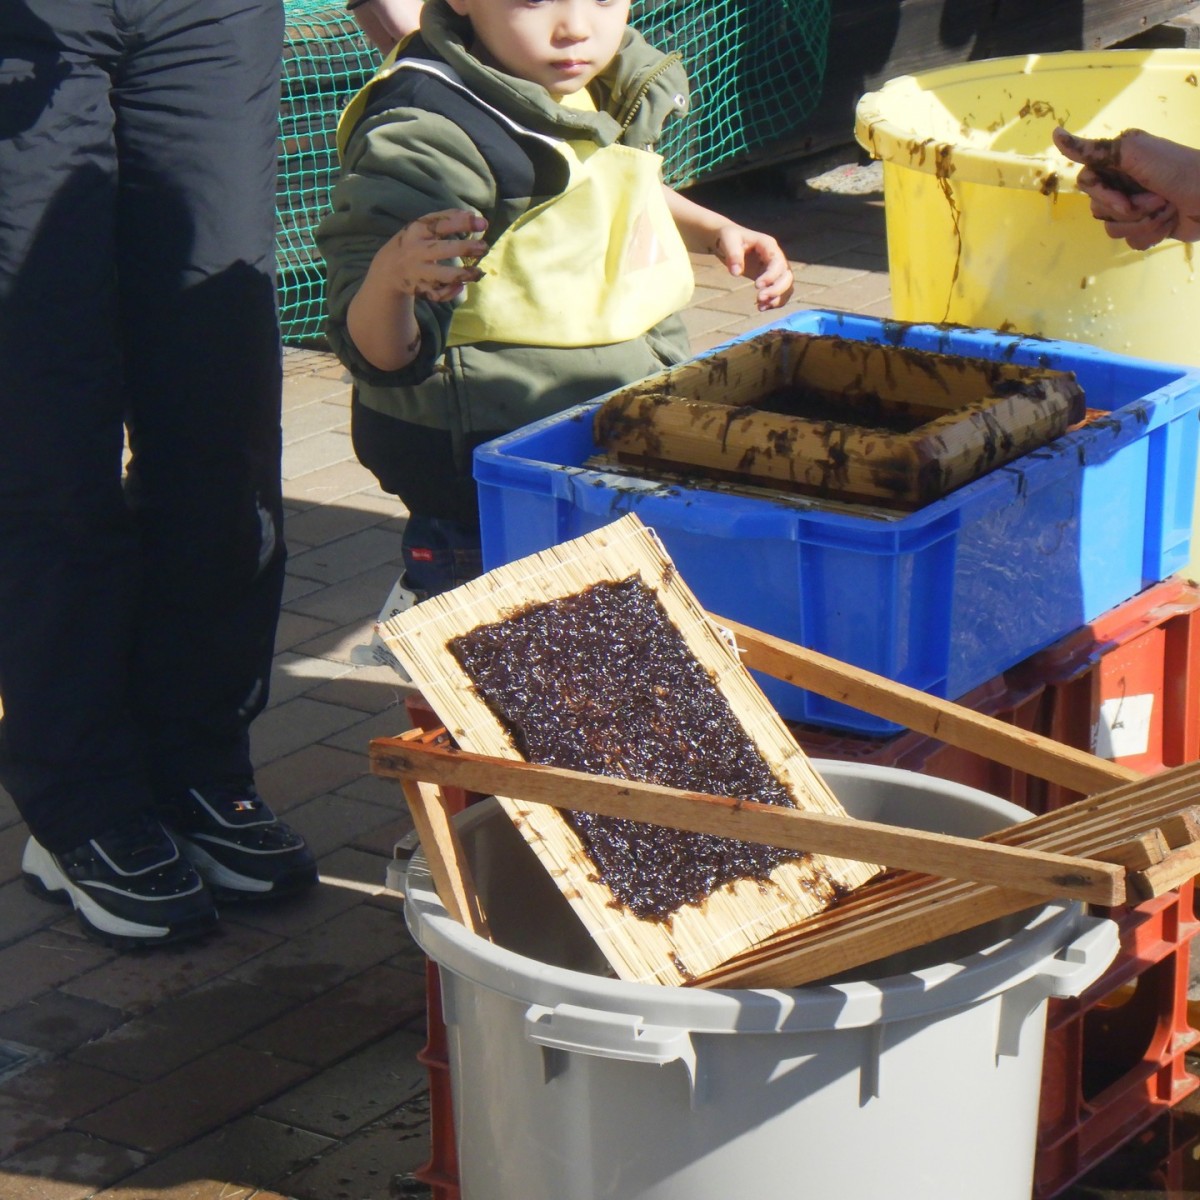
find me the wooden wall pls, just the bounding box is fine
[748,0,1200,170]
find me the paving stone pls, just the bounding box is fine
[281,792,401,861]
[220,871,368,939]
[290,617,381,666]
[815,269,892,309]
[690,259,757,293]
[69,981,294,1083]
[0,1092,66,1158]
[304,663,415,715]
[0,1051,141,1111]
[348,813,415,861]
[0,991,126,1055]
[0,1130,146,1199]
[280,572,325,606]
[0,822,26,884]
[281,564,400,627]
[0,931,114,1010]
[283,502,393,550]
[678,304,739,340]
[277,1093,431,1200]
[73,1045,311,1156]
[91,1115,332,1200]
[258,1027,425,1137]
[228,905,412,1001]
[307,846,395,898]
[793,258,874,287]
[279,372,351,407]
[321,706,420,756]
[282,430,355,481]
[282,400,353,444]
[0,878,67,947]
[240,964,424,1066]
[287,527,404,586]
[274,610,337,654]
[249,697,367,766]
[266,652,356,708]
[692,285,778,316]
[59,923,281,1015]
[281,460,379,507]
[335,769,412,809]
[254,744,373,813]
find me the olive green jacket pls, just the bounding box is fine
[317,0,693,458]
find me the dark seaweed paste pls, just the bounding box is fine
[447,576,808,921]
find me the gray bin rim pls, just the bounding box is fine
[403,761,1119,1036]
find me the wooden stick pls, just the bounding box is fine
[371,739,1126,905]
[712,615,1141,796]
[399,777,490,939]
[704,764,1200,987]
[1090,829,1170,870]
[1129,843,1200,900]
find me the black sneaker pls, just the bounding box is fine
[22,814,218,948]
[157,784,318,901]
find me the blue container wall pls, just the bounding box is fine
[474,311,1200,734]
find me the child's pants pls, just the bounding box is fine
[0,0,286,852]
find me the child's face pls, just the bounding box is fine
[446,0,631,97]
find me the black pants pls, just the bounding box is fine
[0,0,286,852]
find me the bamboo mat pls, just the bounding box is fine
[376,513,880,986]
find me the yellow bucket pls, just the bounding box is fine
[855,49,1200,367]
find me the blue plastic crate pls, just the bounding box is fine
[473,310,1200,734]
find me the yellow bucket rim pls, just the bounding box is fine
[854,47,1200,194]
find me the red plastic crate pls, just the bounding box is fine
[1014,576,1200,812]
[414,961,460,1200]
[792,671,1048,812]
[1033,880,1200,1198]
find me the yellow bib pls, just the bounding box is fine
[447,134,694,348]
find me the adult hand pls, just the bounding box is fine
[1052,126,1200,249]
[349,0,423,54]
[713,225,795,310]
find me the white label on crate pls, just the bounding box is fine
[1093,693,1154,760]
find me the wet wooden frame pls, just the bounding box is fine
[592,329,1085,509]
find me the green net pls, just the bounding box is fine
[276,0,832,344]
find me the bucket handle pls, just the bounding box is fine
[525,1002,702,1105]
[1035,916,1120,999]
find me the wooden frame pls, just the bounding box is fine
[374,514,878,986]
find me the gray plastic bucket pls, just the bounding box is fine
[404,761,1119,1200]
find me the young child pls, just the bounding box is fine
[318,0,794,602]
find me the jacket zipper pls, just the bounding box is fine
[616,51,683,133]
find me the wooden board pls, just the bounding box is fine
[375,514,879,986]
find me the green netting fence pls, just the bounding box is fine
[277,0,832,344]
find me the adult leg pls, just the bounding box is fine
[0,1,219,944]
[113,0,287,796]
[0,0,154,850]
[114,0,315,899]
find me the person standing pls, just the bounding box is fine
[0,0,318,948]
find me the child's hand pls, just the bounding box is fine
[374,208,489,303]
[713,224,794,310]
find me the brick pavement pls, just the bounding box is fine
[0,169,899,1200]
